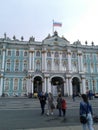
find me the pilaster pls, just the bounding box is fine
[67,50,71,73]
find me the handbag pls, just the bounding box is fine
[51,103,55,109]
[80,115,87,124]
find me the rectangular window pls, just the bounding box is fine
[16,50,19,56]
[8,50,11,56]
[24,51,27,56]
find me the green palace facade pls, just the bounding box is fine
[0,31,98,97]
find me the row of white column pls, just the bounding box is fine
[0,46,6,96]
[29,49,84,73]
[27,76,86,95]
[28,49,86,95]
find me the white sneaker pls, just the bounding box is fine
[51,112,53,115]
[46,112,49,116]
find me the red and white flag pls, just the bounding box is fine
[53,21,62,27]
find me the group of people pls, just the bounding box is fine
[38,92,67,119]
[38,91,94,130]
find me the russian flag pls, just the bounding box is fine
[53,21,62,27]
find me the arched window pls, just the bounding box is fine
[62,52,66,58]
[47,51,51,57]
[24,51,27,56]
[54,51,59,58]
[6,59,10,71]
[86,80,88,88]
[47,60,51,71]
[16,50,19,56]
[83,54,86,60]
[72,62,77,72]
[62,61,67,71]
[22,79,27,91]
[4,78,9,91]
[36,60,41,71]
[72,52,77,58]
[8,50,11,56]
[36,51,40,57]
[15,60,19,71]
[13,78,18,90]
[54,59,59,70]
[23,60,27,71]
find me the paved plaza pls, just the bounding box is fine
[0,96,98,130]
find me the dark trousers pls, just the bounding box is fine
[62,109,66,117]
[41,103,45,114]
[58,108,62,116]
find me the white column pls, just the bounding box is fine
[67,50,71,72]
[47,77,51,93]
[42,51,45,71]
[27,79,32,94]
[80,54,83,72]
[42,80,45,92]
[0,75,3,96]
[66,78,69,96]
[69,78,72,96]
[80,82,82,94]
[44,51,47,71]
[2,47,6,70]
[59,53,62,71]
[32,81,34,94]
[82,78,86,94]
[32,51,35,71]
[51,52,54,71]
[77,53,80,72]
[44,77,47,92]
[29,51,32,70]
[64,82,66,96]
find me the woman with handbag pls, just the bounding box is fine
[47,92,55,115]
[80,94,94,130]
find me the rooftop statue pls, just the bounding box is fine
[29,36,35,42]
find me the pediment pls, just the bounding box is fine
[43,31,70,46]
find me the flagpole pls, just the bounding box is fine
[52,19,54,35]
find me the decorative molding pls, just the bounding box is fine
[67,52,71,55]
[77,53,82,56]
[0,75,3,78]
[2,48,6,51]
[29,50,34,53]
[42,50,46,53]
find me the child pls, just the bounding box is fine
[61,98,67,120]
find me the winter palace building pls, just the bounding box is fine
[0,31,98,97]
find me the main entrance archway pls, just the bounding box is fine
[34,76,42,93]
[51,77,64,96]
[72,77,80,96]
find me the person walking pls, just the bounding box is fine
[57,93,62,117]
[39,92,46,115]
[79,94,94,130]
[72,91,75,101]
[47,92,55,116]
[61,98,67,120]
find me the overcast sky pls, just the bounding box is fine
[0,0,98,45]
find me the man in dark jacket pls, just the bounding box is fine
[39,92,46,115]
